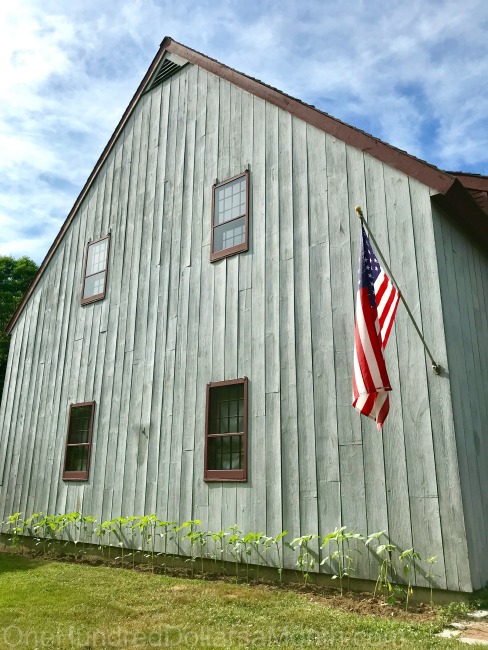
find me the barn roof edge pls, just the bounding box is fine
[5,38,486,334]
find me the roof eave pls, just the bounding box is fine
[165,39,455,195]
[432,179,488,250]
[6,36,484,334]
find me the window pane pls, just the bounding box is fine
[213,217,245,253]
[68,405,92,444]
[86,239,108,275]
[208,437,221,470]
[65,445,89,473]
[206,381,246,476]
[83,271,105,299]
[214,177,246,226]
[208,435,243,470]
[229,399,238,417]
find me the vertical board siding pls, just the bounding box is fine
[278,110,300,567]
[433,203,488,590]
[0,64,475,590]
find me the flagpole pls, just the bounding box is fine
[355,205,440,374]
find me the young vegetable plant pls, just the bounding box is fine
[100,519,117,560]
[38,515,59,556]
[373,543,397,601]
[321,527,345,595]
[24,513,42,548]
[112,517,128,566]
[209,530,228,572]
[322,527,365,595]
[241,533,254,581]
[124,516,140,568]
[272,531,288,584]
[399,548,422,611]
[227,526,243,581]
[170,521,192,558]
[155,520,177,568]
[184,529,207,576]
[425,555,438,608]
[290,534,319,585]
[5,513,23,552]
[80,515,97,557]
[248,532,270,579]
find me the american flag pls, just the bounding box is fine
[352,224,400,430]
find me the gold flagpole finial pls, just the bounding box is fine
[355,205,364,219]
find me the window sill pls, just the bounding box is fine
[62,474,89,482]
[210,243,248,263]
[81,292,106,306]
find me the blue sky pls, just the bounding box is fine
[1,0,488,264]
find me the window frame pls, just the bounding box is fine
[210,170,250,262]
[81,234,111,305]
[204,377,248,482]
[62,401,95,481]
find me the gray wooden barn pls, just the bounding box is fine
[1,37,487,593]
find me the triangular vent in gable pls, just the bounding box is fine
[145,52,189,92]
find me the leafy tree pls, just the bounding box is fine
[0,256,39,399]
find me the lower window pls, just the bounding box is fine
[204,378,248,481]
[62,402,95,481]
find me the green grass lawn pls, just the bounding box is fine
[0,553,463,649]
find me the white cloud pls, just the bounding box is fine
[0,0,487,264]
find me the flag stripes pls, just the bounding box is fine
[352,224,399,430]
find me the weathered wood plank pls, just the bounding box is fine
[36,235,75,514]
[190,69,216,530]
[179,66,206,524]
[384,167,443,584]
[16,287,47,519]
[98,116,136,523]
[410,181,468,590]
[307,125,341,563]
[249,96,266,535]
[463,243,488,582]
[155,71,187,530]
[0,297,35,520]
[88,129,128,524]
[167,266,190,524]
[278,109,300,568]
[347,146,380,578]
[126,96,153,526]
[107,99,145,520]
[326,135,360,447]
[264,102,282,540]
[441,216,486,588]
[292,117,319,565]
[132,85,164,518]
[236,87,253,534]
[366,159,413,575]
[144,81,172,516]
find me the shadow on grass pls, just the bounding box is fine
[0,551,43,574]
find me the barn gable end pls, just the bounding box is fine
[1,39,487,593]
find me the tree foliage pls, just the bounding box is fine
[0,256,39,398]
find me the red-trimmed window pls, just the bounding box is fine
[62,402,95,481]
[211,171,249,262]
[81,235,110,304]
[204,378,248,481]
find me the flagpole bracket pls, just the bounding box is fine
[432,361,441,375]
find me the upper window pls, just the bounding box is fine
[204,378,248,481]
[62,402,95,481]
[211,171,249,261]
[81,235,110,304]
